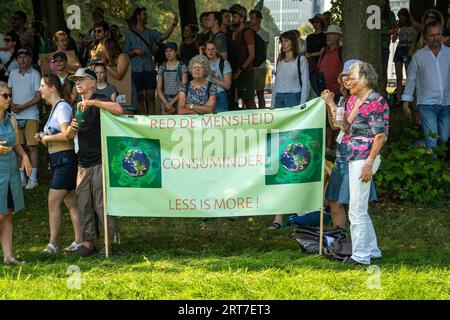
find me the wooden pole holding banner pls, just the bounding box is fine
[319,207,324,256]
[101,111,110,258]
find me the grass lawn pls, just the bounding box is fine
[1,182,449,300]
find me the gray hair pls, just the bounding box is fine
[348,62,378,89]
[188,55,211,78]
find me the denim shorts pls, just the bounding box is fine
[49,150,78,191]
[215,91,229,113]
[132,70,157,91]
[325,143,377,203]
[274,92,301,108]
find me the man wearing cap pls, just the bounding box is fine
[52,51,76,103]
[66,68,122,257]
[317,25,344,154]
[125,7,179,115]
[8,48,41,189]
[230,4,257,110]
[306,14,327,66]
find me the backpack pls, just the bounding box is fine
[323,233,353,261]
[294,225,347,254]
[248,28,267,67]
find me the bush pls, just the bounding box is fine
[375,127,450,206]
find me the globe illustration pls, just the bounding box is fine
[122,149,150,177]
[280,143,311,173]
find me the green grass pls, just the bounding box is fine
[1,184,449,299]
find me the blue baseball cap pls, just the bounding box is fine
[341,59,361,75]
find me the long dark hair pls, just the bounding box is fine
[279,31,300,60]
[397,8,412,27]
[104,38,123,65]
[42,73,68,101]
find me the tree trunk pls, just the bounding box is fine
[40,0,66,51]
[342,0,383,92]
[178,0,198,32]
[32,0,43,23]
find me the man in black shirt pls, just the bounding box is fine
[67,68,123,257]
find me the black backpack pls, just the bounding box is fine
[249,28,267,67]
[294,226,347,254]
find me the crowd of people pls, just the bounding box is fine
[0,1,449,266]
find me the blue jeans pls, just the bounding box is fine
[419,104,450,149]
[215,91,229,113]
[274,92,301,108]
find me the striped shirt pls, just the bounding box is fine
[158,61,188,97]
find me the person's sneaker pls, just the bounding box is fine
[4,256,25,266]
[25,179,38,190]
[63,242,83,253]
[21,176,27,187]
[77,245,96,257]
[342,256,367,267]
[43,243,58,254]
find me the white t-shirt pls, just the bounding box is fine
[8,68,41,121]
[44,100,72,135]
[208,58,232,94]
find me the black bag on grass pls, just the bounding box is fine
[294,226,346,254]
[323,233,353,261]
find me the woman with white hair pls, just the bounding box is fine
[343,62,389,265]
[178,55,217,115]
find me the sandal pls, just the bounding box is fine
[4,256,25,266]
[268,222,282,230]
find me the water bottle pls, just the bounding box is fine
[334,97,345,127]
[75,107,84,127]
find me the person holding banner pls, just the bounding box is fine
[178,55,217,115]
[268,30,310,230]
[321,60,377,231]
[0,81,32,266]
[36,73,82,254]
[342,62,389,266]
[66,68,122,257]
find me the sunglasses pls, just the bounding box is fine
[94,29,104,33]
[52,58,66,63]
[1,93,12,99]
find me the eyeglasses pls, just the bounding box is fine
[192,66,204,70]
[1,93,12,99]
[4,38,12,42]
[52,58,66,63]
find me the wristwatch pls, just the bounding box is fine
[189,104,194,110]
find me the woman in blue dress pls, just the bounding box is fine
[0,81,32,266]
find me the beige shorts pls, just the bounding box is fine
[254,67,267,91]
[18,120,39,146]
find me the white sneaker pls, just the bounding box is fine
[21,177,27,187]
[64,242,83,253]
[25,179,38,190]
[43,243,58,254]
